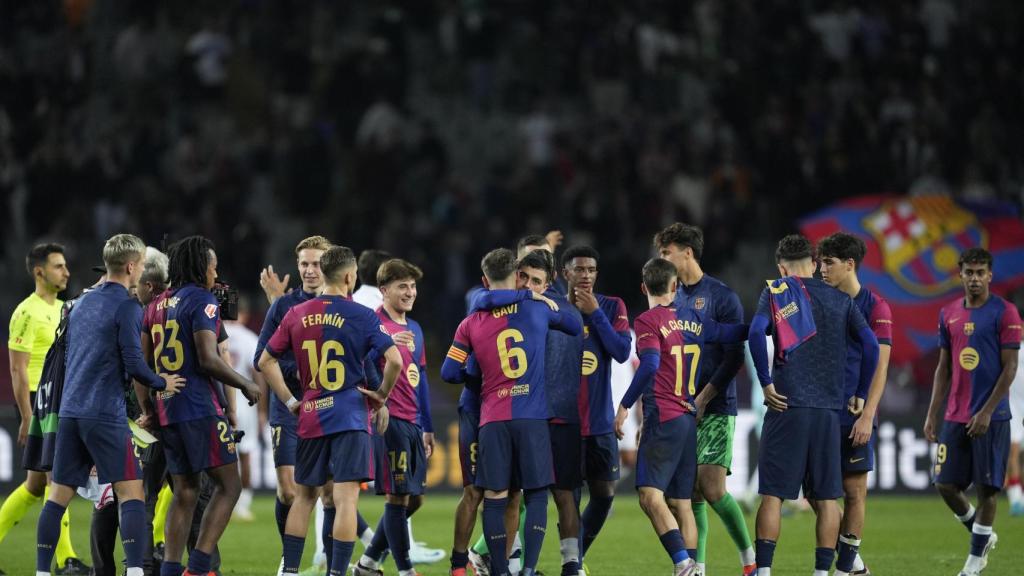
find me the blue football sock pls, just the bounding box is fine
[365,516,388,561]
[483,497,509,575]
[580,495,613,558]
[836,534,861,572]
[814,546,834,572]
[119,499,147,570]
[755,538,777,568]
[383,503,412,571]
[658,529,689,565]
[188,548,212,574]
[451,549,469,569]
[160,562,184,576]
[687,548,696,559]
[282,534,305,574]
[523,489,548,571]
[275,498,292,541]
[322,506,336,570]
[36,500,65,573]
[329,540,355,576]
[970,524,992,557]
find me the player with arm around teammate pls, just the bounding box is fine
[614,258,749,576]
[259,246,403,576]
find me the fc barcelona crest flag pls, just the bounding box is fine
[800,194,1024,363]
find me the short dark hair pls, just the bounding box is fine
[518,249,555,284]
[642,258,677,296]
[26,243,65,277]
[817,233,867,269]
[561,245,600,269]
[377,258,423,287]
[168,236,214,287]
[321,246,357,282]
[516,234,548,254]
[357,249,392,286]
[481,248,517,282]
[958,247,993,270]
[653,223,704,260]
[775,234,813,263]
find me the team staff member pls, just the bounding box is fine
[1,243,90,576]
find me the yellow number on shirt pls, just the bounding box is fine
[217,420,231,443]
[301,340,345,391]
[496,329,528,379]
[937,443,947,464]
[152,320,184,371]
[670,344,701,397]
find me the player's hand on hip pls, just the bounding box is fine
[391,330,415,348]
[850,414,873,447]
[847,396,865,416]
[531,291,559,312]
[259,265,290,303]
[373,406,390,434]
[967,411,992,438]
[923,415,938,443]
[423,431,435,458]
[614,405,629,440]
[161,373,187,394]
[359,387,388,410]
[762,384,788,412]
[574,288,598,314]
[17,419,29,446]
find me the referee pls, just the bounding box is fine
[1,243,90,576]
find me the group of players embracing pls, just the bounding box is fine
[17,219,1019,576]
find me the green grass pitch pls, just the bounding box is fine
[0,493,1020,575]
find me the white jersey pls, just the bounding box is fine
[353,284,383,311]
[1010,348,1024,443]
[225,321,260,453]
[611,330,641,450]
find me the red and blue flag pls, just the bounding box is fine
[800,194,1024,363]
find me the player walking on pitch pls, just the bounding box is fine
[924,248,1020,576]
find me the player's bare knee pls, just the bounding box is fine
[25,472,47,496]
[638,489,661,515]
[407,494,424,515]
[462,486,483,508]
[935,482,960,499]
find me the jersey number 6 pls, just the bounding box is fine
[496,328,528,379]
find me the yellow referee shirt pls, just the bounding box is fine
[8,293,63,392]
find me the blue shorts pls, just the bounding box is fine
[162,416,239,476]
[583,433,620,482]
[636,414,697,499]
[52,417,142,488]
[271,421,298,468]
[934,420,1010,490]
[476,419,553,491]
[296,430,374,487]
[840,424,876,474]
[374,418,427,496]
[458,408,480,487]
[758,408,842,500]
[550,422,583,489]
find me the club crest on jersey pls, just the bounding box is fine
[963,322,975,335]
[864,196,987,297]
[204,304,218,319]
[693,297,706,310]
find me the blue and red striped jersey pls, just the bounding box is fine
[266,294,395,438]
[939,295,1021,423]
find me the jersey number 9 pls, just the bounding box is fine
[670,344,701,397]
[152,320,185,371]
[496,328,528,379]
[301,340,345,391]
